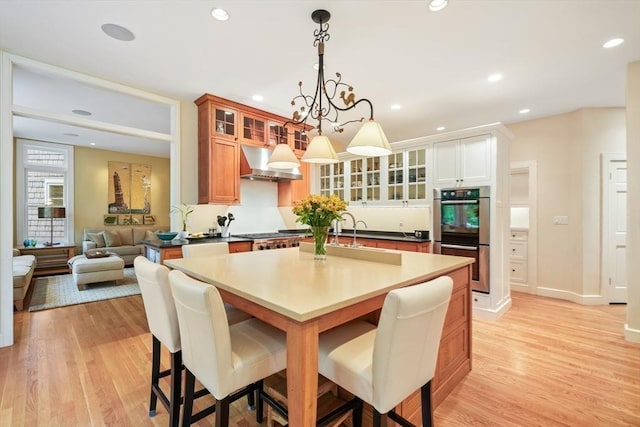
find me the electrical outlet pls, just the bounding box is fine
[553,215,569,225]
[399,220,404,228]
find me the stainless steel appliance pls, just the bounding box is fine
[233,232,303,251]
[433,186,490,293]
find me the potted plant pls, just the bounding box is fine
[171,203,194,238]
[292,194,347,260]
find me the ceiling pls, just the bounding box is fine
[1,0,639,158]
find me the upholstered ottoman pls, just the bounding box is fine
[68,254,125,290]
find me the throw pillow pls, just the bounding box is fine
[116,229,134,246]
[103,230,122,247]
[145,230,160,242]
[87,232,106,248]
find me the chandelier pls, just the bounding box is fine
[268,9,391,169]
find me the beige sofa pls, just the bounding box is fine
[82,225,168,265]
[13,248,36,311]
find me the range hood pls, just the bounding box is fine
[239,145,302,181]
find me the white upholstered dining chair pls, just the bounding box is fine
[133,256,252,427]
[181,241,229,258]
[317,276,453,427]
[168,269,288,427]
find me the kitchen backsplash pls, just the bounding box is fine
[186,179,431,234]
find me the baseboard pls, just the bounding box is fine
[624,323,640,343]
[536,287,606,305]
[472,295,512,320]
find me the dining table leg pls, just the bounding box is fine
[286,320,320,426]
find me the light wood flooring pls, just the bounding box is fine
[1,292,638,426]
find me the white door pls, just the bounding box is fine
[603,156,627,303]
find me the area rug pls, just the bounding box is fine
[28,267,141,312]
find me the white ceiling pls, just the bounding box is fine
[1,0,639,158]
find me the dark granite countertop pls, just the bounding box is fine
[281,228,430,243]
[141,236,253,249]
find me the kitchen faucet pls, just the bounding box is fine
[340,212,367,247]
[353,220,368,247]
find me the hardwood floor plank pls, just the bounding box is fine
[1,292,638,426]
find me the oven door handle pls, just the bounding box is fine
[441,243,478,251]
[441,200,479,205]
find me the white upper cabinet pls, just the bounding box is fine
[433,135,491,187]
[386,148,427,206]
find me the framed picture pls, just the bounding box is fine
[131,214,144,225]
[103,215,118,226]
[143,214,156,225]
[118,214,132,225]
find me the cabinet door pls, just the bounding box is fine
[240,113,267,146]
[268,121,287,148]
[459,135,491,185]
[292,128,309,156]
[433,139,459,187]
[212,105,238,141]
[406,148,427,201]
[387,152,404,201]
[208,138,239,204]
[229,241,252,253]
[278,161,310,206]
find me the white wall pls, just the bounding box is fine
[626,61,640,342]
[508,108,626,303]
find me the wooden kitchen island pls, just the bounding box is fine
[166,247,472,426]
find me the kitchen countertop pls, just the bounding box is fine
[165,247,468,321]
[141,236,253,248]
[284,228,430,243]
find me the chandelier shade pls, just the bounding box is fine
[346,119,391,156]
[301,135,339,164]
[266,143,301,169]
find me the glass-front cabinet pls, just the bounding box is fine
[240,113,267,146]
[318,148,424,206]
[268,121,287,147]
[213,105,237,140]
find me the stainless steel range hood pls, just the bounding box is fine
[239,145,302,181]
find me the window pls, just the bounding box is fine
[16,141,74,244]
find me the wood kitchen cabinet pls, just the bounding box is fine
[195,93,309,205]
[278,161,310,206]
[433,135,491,187]
[240,112,268,146]
[228,241,252,253]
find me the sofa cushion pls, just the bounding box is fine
[13,254,36,266]
[103,230,122,247]
[143,229,161,242]
[87,232,106,248]
[116,228,134,246]
[13,264,33,288]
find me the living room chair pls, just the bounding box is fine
[133,256,251,427]
[181,241,229,258]
[168,269,288,427]
[317,276,453,427]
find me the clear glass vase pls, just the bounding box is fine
[311,225,330,260]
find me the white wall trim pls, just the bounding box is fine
[0,51,181,347]
[536,286,606,305]
[624,324,640,343]
[510,160,538,293]
[472,296,512,320]
[0,52,14,347]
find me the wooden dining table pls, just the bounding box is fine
[165,246,473,426]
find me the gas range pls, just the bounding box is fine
[233,232,304,251]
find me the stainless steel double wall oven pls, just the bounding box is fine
[433,186,490,293]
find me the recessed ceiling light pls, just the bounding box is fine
[429,0,448,12]
[252,94,264,102]
[101,23,135,42]
[487,73,503,83]
[390,104,402,110]
[63,132,79,137]
[519,108,531,114]
[89,142,96,146]
[72,109,92,116]
[603,38,624,48]
[211,8,229,21]
[436,126,445,131]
